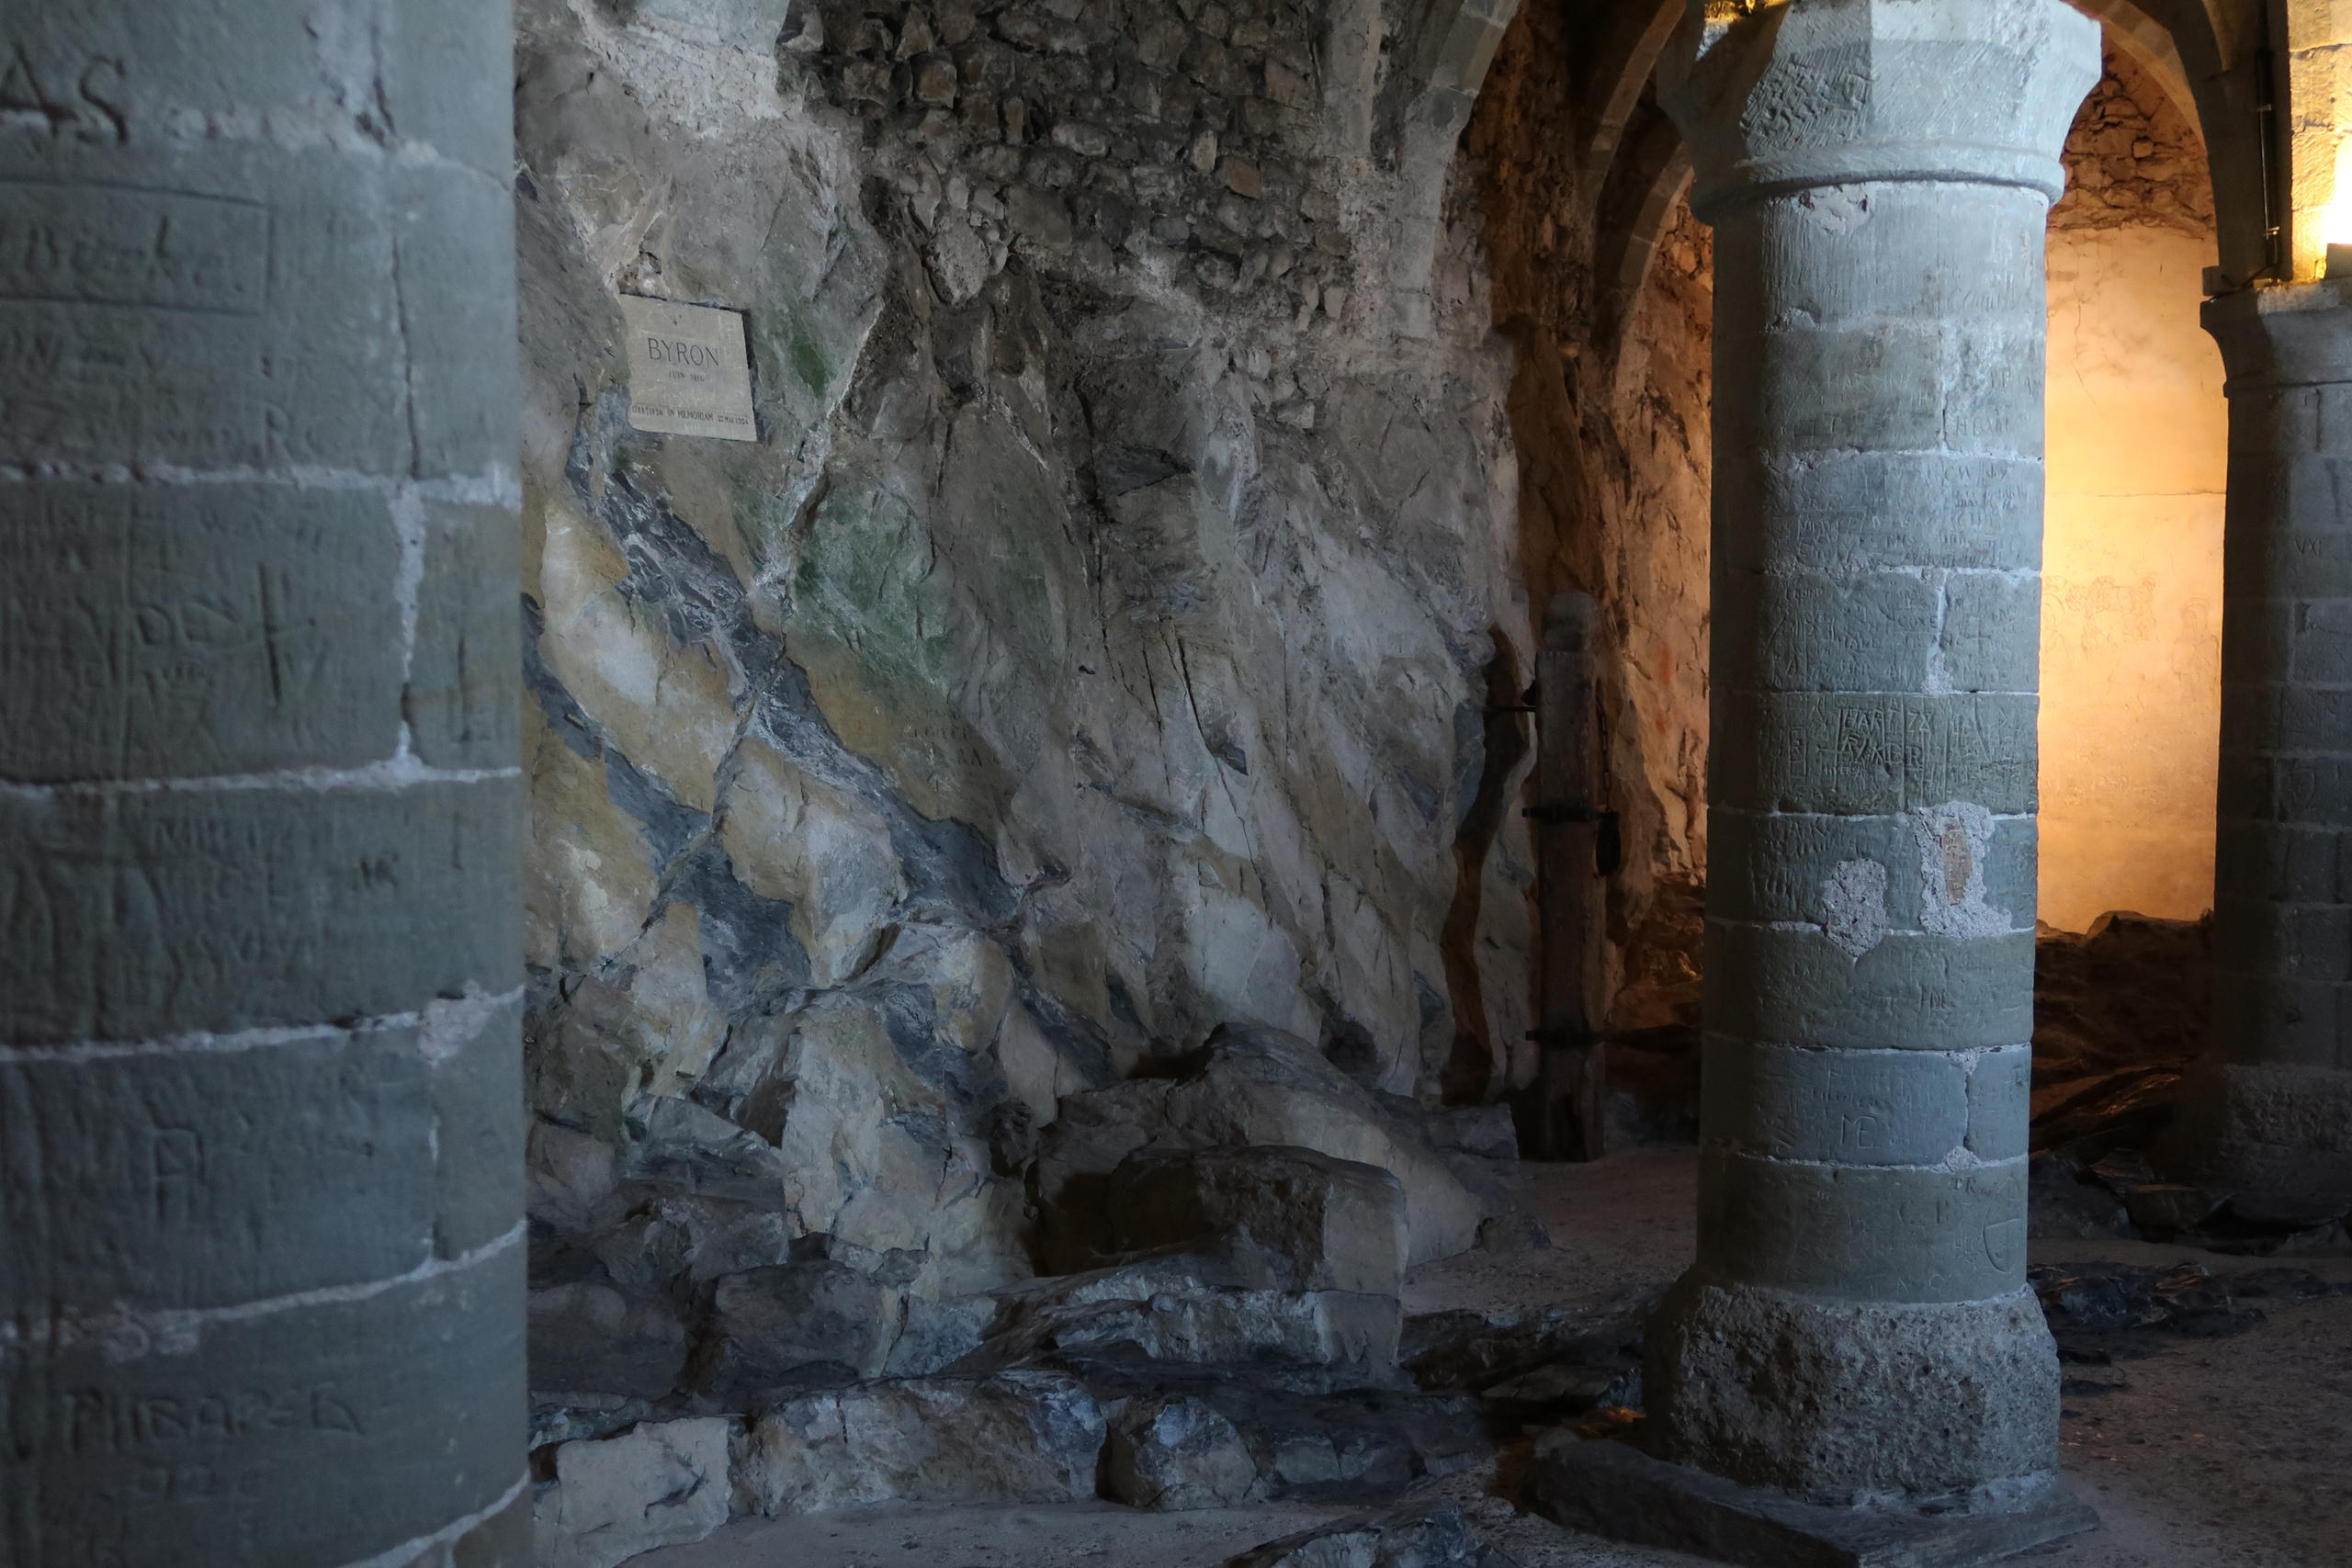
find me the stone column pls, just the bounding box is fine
[1634,0,2096,1543]
[2167,283,2352,1228]
[0,5,526,1566]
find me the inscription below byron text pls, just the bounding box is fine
[619,295,757,442]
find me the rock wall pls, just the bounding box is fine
[514,0,1537,1431]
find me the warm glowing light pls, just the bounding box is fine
[2041,222,2223,931]
[2324,144,2352,243]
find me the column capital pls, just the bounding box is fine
[2205,278,2352,389]
[1659,0,2100,219]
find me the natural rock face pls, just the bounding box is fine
[733,1371,1106,1515]
[513,0,1536,1439]
[530,1280,691,1398]
[688,1254,906,1401]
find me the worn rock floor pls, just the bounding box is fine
[635,1149,2352,1568]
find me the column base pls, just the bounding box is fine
[2162,1061,2352,1228]
[1530,1433,2098,1568]
[1645,1279,2059,1496]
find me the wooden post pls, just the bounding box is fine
[1518,591,1611,1160]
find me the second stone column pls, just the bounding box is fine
[2165,283,2352,1227]
[1543,2,2099,1559]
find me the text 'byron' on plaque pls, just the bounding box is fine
[619,296,757,442]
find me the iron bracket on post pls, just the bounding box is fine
[1521,805,1623,876]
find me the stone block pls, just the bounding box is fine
[1108,1144,1408,1296]
[2,1243,525,1568]
[1696,1148,2030,1303]
[0,6,345,130]
[0,1025,434,1314]
[1964,1044,2033,1162]
[0,146,413,474]
[1645,1277,2060,1497]
[1721,182,2048,333]
[408,500,524,770]
[1942,325,2050,457]
[2290,598,2352,684]
[534,1418,734,1568]
[390,163,523,480]
[1708,809,2034,932]
[1713,569,1939,694]
[2164,1059,2352,1213]
[0,777,524,1043]
[2212,822,2339,903]
[1938,571,2041,694]
[2211,970,2350,1067]
[382,0,518,179]
[1042,1024,1490,1269]
[1736,322,1949,456]
[0,481,404,783]
[2281,683,2352,750]
[1721,452,2042,575]
[2226,484,2352,597]
[428,995,525,1258]
[1713,693,2037,815]
[734,1371,1104,1515]
[2212,895,2352,982]
[1700,1038,1970,1167]
[2281,757,2352,825]
[1704,924,2036,1051]
[1531,1432,2097,1568]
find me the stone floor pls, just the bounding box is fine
[636,1149,2352,1568]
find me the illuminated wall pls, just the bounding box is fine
[2039,51,2224,932]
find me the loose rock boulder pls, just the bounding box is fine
[1222,1503,1517,1568]
[733,1371,1105,1516]
[686,1252,906,1402]
[1035,1024,1495,1272]
[1104,1394,1266,1509]
[533,1418,735,1568]
[976,1255,1402,1380]
[1109,1145,1409,1295]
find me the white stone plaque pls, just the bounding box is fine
[619,296,758,441]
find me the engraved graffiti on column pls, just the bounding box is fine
[0,185,267,314]
[0,41,129,145]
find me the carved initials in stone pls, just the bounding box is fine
[0,41,128,145]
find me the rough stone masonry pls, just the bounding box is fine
[0,4,528,1565]
[1646,0,2100,1514]
[2171,279,2352,1224]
